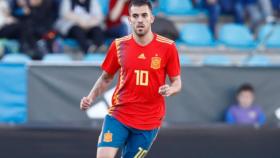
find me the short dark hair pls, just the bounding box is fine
[237,83,255,94]
[129,0,153,12]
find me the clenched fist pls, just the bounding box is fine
[80,97,93,111]
[158,84,174,97]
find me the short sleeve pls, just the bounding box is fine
[101,41,120,75]
[166,43,181,77]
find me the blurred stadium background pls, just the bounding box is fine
[1,0,280,157]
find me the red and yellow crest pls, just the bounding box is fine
[151,57,161,69]
[103,131,113,142]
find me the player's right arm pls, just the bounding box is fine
[80,40,120,111]
[80,71,114,111]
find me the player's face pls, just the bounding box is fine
[129,5,154,37]
[237,91,255,108]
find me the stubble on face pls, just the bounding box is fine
[129,5,153,37]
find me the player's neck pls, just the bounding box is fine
[132,31,154,46]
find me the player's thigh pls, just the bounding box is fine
[98,115,129,148]
[122,128,159,158]
[97,147,118,158]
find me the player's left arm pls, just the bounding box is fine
[159,75,182,97]
[159,42,181,97]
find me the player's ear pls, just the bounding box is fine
[150,14,155,24]
[128,15,132,25]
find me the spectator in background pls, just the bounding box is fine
[55,0,105,54]
[10,0,30,20]
[204,0,244,38]
[105,0,130,39]
[9,0,57,59]
[258,0,275,23]
[200,0,276,37]
[225,83,266,126]
[148,0,180,40]
[0,0,30,56]
[26,0,57,59]
[271,0,280,13]
[151,16,179,40]
[0,0,22,40]
[52,0,61,20]
[242,0,275,32]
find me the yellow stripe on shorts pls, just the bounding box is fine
[134,147,148,158]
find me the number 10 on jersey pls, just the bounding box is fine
[134,70,149,86]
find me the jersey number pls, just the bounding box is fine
[134,70,149,86]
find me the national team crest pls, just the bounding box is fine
[103,131,113,142]
[151,57,161,69]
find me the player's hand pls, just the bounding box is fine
[158,84,174,97]
[80,96,93,111]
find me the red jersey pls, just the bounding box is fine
[106,0,129,29]
[102,34,180,130]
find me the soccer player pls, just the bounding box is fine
[80,0,181,157]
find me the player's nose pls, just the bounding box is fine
[137,16,144,22]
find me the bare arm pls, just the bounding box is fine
[158,75,182,97]
[88,71,114,100]
[109,0,129,22]
[80,71,114,110]
[80,0,104,29]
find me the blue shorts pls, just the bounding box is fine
[98,115,159,158]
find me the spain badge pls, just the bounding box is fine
[103,131,113,142]
[151,56,161,69]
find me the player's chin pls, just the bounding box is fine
[136,32,144,36]
[136,29,145,35]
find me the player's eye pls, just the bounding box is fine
[133,14,138,18]
[142,13,148,18]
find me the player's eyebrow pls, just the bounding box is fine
[132,12,149,17]
[132,13,139,16]
[141,13,148,16]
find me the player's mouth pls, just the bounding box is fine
[136,25,145,28]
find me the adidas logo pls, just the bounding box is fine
[138,53,146,59]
